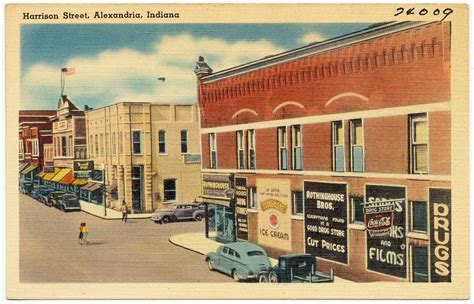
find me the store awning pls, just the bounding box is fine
[37,171,47,178]
[21,165,38,175]
[43,168,61,181]
[58,170,74,185]
[19,163,29,172]
[81,182,102,191]
[73,178,88,186]
[196,196,230,207]
[51,169,72,183]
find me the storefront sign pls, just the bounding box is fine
[54,120,68,131]
[429,188,451,282]
[257,178,291,251]
[202,173,232,199]
[304,181,348,264]
[184,154,202,164]
[235,177,248,240]
[73,160,94,172]
[366,185,406,279]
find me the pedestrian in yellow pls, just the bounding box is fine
[78,223,84,245]
[82,223,89,245]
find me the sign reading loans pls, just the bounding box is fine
[304,181,348,264]
[257,178,291,251]
[429,188,451,282]
[366,185,406,279]
[235,177,248,240]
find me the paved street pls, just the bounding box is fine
[19,193,232,283]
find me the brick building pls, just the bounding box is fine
[195,21,451,282]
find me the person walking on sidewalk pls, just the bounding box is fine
[78,222,84,245]
[82,223,89,245]
[121,200,128,223]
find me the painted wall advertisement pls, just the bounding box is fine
[235,177,248,240]
[365,185,406,279]
[429,188,451,282]
[304,181,348,264]
[257,178,291,251]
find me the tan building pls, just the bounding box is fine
[85,102,202,212]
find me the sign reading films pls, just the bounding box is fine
[235,177,248,240]
[365,185,406,279]
[429,188,451,282]
[304,181,348,264]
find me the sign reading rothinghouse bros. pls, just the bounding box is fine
[257,178,291,251]
[202,173,232,199]
[429,188,451,282]
[365,185,406,279]
[304,181,348,264]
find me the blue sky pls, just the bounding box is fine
[21,23,372,110]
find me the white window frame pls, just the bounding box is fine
[350,119,364,172]
[19,140,24,159]
[158,130,166,154]
[410,113,429,174]
[291,125,303,170]
[132,130,142,155]
[332,120,345,172]
[180,130,188,154]
[237,130,245,169]
[163,178,177,202]
[278,126,288,170]
[31,138,39,157]
[410,200,428,234]
[292,191,303,215]
[247,129,256,170]
[209,133,217,169]
[351,196,365,224]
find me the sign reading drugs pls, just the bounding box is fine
[202,173,232,199]
[304,181,348,264]
[257,178,291,251]
[429,188,451,282]
[235,177,248,240]
[366,185,406,279]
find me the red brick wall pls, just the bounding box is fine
[302,123,332,171]
[201,134,210,169]
[216,131,236,169]
[255,128,277,169]
[429,110,451,175]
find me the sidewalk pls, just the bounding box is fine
[79,200,152,220]
[169,233,353,283]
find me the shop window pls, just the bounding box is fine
[164,179,177,202]
[350,119,364,172]
[209,133,217,169]
[411,246,429,282]
[247,129,256,170]
[181,130,188,154]
[237,130,245,169]
[292,125,303,170]
[411,201,428,233]
[292,191,303,215]
[351,197,364,224]
[61,136,67,157]
[132,130,142,155]
[158,130,166,154]
[248,187,257,209]
[278,127,288,170]
[332,121,344,172]
[410,113,428,174]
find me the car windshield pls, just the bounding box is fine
[63,195,76,200]
[247,250,265,257]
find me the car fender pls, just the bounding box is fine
[192,209,205,218]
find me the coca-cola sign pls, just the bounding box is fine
[365,213,394,233]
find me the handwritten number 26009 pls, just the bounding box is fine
[394,7,453,22]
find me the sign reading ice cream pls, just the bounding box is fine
[257,178,291,251]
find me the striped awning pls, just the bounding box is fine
[21,165,38,175]
[43,168,61,181]
[73,178,88,186]
[51,169,72,182]
[58,170,74,185]
[37,171,47,178]
[19,163,29,172]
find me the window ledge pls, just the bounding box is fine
[247,209,258,214]
[291,215,304,221]
[158,153,169,156]
[348,223,366,231]
[407,232,428,240]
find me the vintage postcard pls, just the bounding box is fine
[5,3,469,300]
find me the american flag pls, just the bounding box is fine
[61,68,75,76]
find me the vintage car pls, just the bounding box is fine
[259,253,334,283]
[56,193,81,212]
[31,186,55,205]
[205,242,272,282]
[19,180,34,195]
[151,203,205,224]
[47,191,67,209]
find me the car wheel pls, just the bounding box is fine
[161,216,170,224]
[268,271,278,283]
[258,274,269,283]
[195,214,203,222]
[232,270,241,282]
[207,259,214,271]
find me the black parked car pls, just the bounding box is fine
[47,191,66,209]
[58,193,81,212]
[19,180,34,195]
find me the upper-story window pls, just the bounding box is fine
[32,139,39,157]
[209,133,217,169]
[410,113,428,174]
[278,127,288,170]
[292,125,302,170]
[112,133,116,156]
[180,130,188,154]
[132,130,142,155]
[158,130,166,154]
[350,119,364,172]
[95,134,99,157]
[411,201,428,233]
[237,130,245,169]
[61,136,67,157]
[100,134,104,156]
[332,121,345,172]
[19,140,24,159]
[247,129,256,170]
[68,135,73,156]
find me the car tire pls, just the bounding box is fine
[258,274,269,283]
[161,216,170,224]
[195,214,203,222]
[232,270,241,282]
[268,271,278,283]
[207,260,214,271]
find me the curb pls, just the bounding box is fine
[168,237,206,256]
[80,209,152,220]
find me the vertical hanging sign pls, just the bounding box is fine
[235,177,248,240]
[429,188,451,282]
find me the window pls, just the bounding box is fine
[112,133,116,156]
[100,134,104,156]
[61,136,67,157]
[68,135,73,156]
[119,131,123,155]
[89,135,93,157]
[164,179,177,201]
[247,129,256,170]
[332,121,344,172]
[410,113,428,174]
[351,197,364,224]
[350,119,364,172]
[209,133,217,169]
[412,246,429,282]
[19,140,24,159]
[278,127,288,170]
[248,187,257,209]
[95,134,99,157]
[180,130,188,154]
[31,139,39,157]
[292,125,302,170]
[131,166,143,210]
[292,191,303,215]
[132,131,142,155]
[411,201,428,233]
[158,130,166,154]
[237,130,245,169]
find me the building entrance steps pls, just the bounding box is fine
[79,200,151,220]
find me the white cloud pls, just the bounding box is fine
[22,34,285,109]
[298,32,326,45]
